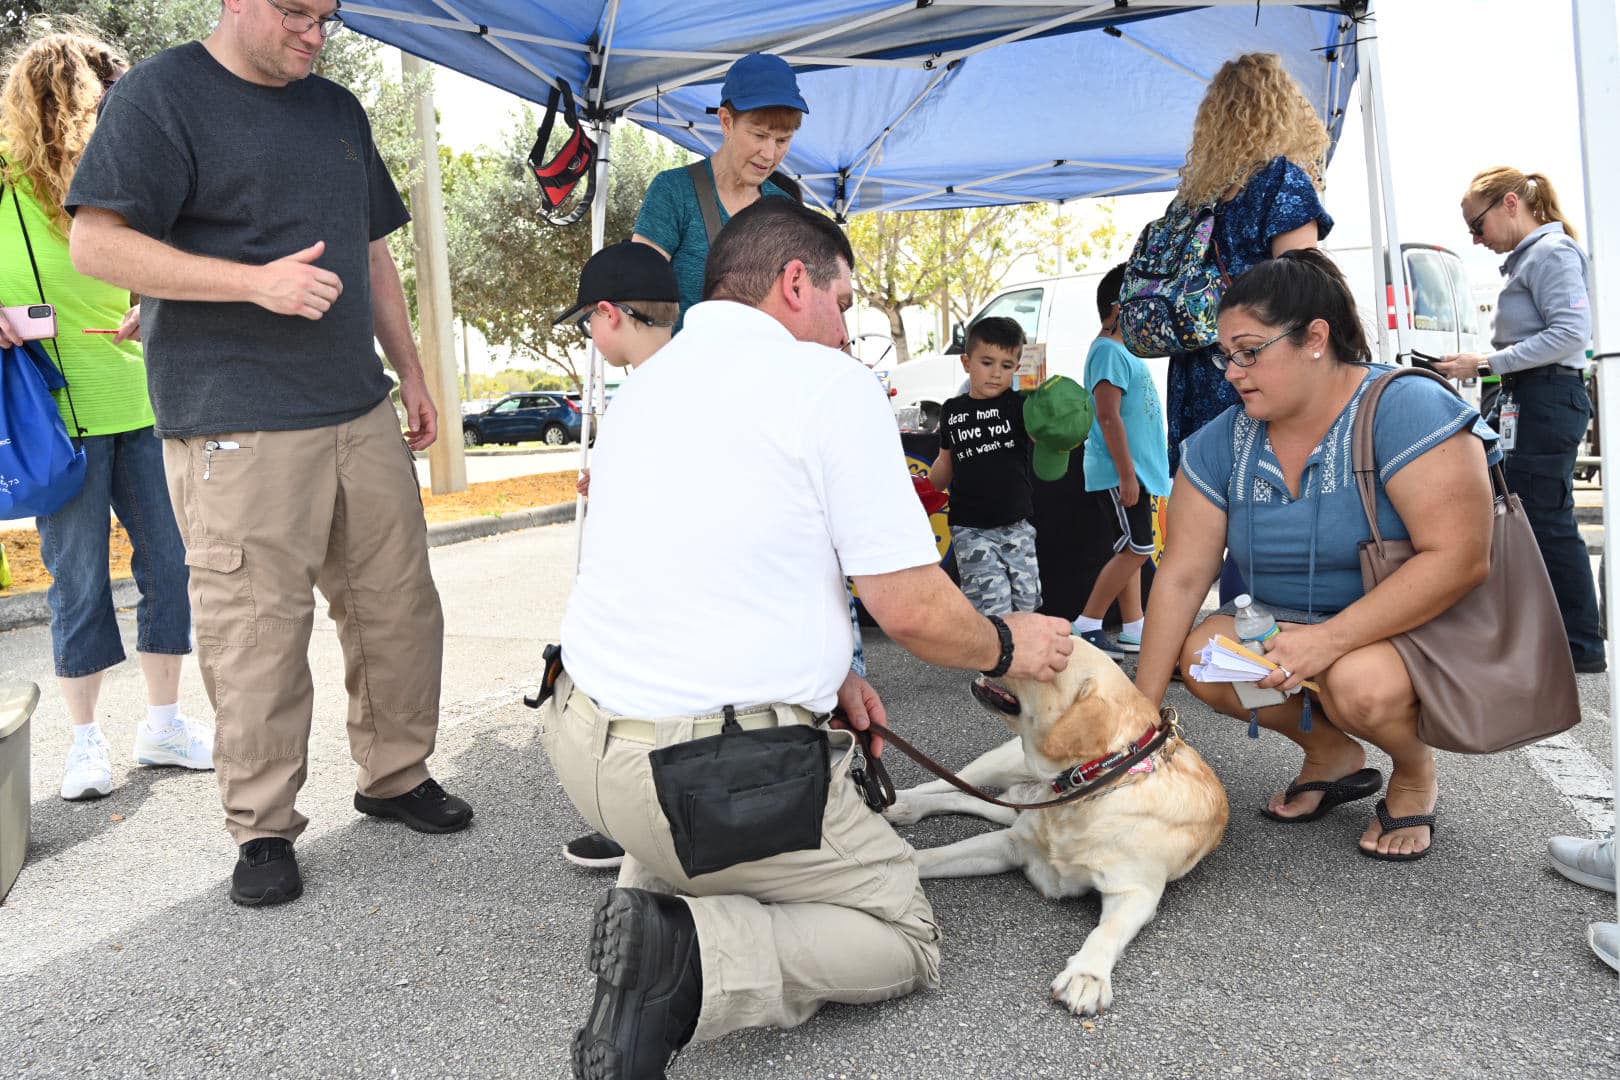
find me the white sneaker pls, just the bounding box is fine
[133,714,215,771]
[61,728,114,801]
[1589,922,1619,973]
[1548,835,1616,893]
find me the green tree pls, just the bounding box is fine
[1032,200,1123,279]
[848,205,1037,366]
[3,1,214,58]
[444,113,682,389]
[848,201,1123,365]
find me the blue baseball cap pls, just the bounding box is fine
[719,53,808,114]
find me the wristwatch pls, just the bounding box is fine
[982,614,1014,678]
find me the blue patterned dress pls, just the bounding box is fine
[1166,156,1334,473]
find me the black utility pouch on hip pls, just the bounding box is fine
[648,706,830,878]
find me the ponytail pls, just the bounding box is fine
[1218,249,1372,365]
[1467,166,1578,240]
[1521,172,1576,239]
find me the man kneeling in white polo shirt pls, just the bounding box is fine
[549,199,1075,1079]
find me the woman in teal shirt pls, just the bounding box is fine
[632,53,807,325]
[0,31,212,802]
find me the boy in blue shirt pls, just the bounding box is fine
[1073,264,1171,659]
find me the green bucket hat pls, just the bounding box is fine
[1022,375,1094,482]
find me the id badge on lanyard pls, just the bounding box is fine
[1499,392,1519,452]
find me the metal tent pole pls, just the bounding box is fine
[1356,2,1407,364]
[1571,0,1620,927]
[574,117,614,568]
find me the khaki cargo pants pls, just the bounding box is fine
[543,674,941,1042]
[163,398,444,844]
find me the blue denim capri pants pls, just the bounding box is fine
[36,426,191,678]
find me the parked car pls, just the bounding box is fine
[887,242,1488,431]
[461,392,583,447]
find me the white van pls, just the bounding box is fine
[885,243,1486,430]
[885,270,1134,432]
[1327,242,1491,373]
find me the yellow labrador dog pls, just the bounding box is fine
[885,640,1228,1015]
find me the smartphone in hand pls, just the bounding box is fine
[1,303,56,341]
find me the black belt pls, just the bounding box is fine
[1500,366,1586,389]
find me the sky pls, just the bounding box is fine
[423,0,1597,366]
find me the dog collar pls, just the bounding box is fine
[1051,724,1164,794]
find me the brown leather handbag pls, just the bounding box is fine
[1351,367,1581,753]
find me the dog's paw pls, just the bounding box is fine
[1051,962,1113,1016]
[883,796,926,827]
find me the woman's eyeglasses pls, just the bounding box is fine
[1210,325,1302,371]
[1467,196,1503,239]
[574,302,674,338]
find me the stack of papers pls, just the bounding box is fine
[1189,636,1320,694]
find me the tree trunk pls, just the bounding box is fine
[881,304,911,366]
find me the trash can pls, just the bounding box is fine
[0,681,38,903]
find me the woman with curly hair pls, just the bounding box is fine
[0,28,213,800]
[1165,54,1335,462]
[1157,52,1337,601]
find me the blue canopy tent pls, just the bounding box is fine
[341,1,1365,217]
[340,1,1406,444]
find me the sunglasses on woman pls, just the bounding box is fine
[1467,196,1503,239]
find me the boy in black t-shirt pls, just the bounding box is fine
[929,317,1042,627]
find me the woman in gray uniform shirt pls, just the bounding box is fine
[1433,167,1603,674]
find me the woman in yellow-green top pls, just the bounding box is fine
[0,30,212,801]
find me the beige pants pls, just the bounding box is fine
[163,398,444,844]
[544,675,941,1042]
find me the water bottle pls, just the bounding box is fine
[1232,594,1278,647]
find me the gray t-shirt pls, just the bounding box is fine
[67,42,409,438]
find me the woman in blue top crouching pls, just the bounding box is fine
[1134,251,1500,861]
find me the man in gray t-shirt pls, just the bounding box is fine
[68,0,472,908]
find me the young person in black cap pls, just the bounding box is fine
[552,240,679,872]
[556,240,679,377]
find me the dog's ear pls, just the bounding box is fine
[1036,674,1107,762]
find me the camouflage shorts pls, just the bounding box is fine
[951,519,1041,617]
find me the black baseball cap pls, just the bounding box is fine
[553,241,680,325]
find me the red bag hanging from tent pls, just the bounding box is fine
[527,79,596,227]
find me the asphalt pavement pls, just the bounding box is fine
[0,522,1615,1080]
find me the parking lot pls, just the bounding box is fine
[1,522,1614,1079]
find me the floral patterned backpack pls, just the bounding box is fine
[1117,197,1231,358]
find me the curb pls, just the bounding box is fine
[0,502,578,634]
[424,501,577,548]
[413,446,578,460]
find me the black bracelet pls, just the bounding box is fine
[982,614,1014,678]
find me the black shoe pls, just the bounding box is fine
[354,778,473,834]
[1574,655,1607,674]
[572,888,703,1080]
[231,838,302,907]
[565,832,627,870]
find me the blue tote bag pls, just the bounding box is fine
[2,164,88,519]
[0,339,86,519]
